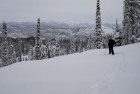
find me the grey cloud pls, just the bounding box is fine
[0,0,124,23]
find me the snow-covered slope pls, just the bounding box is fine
[0,43,140,94]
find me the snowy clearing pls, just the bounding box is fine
[0,43,140,94]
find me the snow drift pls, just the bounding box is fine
[0,43,140,94]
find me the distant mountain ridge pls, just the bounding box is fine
[0,22,121,39]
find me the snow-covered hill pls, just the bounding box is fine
[0,43,140,94]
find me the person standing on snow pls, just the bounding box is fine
[108,36,116,55]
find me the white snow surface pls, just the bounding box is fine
[0,43,140,94]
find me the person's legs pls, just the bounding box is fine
[112,46,114,55]
[109,46,111,54]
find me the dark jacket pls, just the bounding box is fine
[108,39,116,47]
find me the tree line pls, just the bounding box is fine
[0,20,98,67]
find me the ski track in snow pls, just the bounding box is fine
[78,53,127,94]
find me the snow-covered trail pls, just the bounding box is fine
[0,43,140,94]
[78,52,127,94]
[102,43,140,94]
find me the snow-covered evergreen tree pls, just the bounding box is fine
[123,0,131,44]
[1,22,9,66]
[35,18,41,60]
[132,0,140,38]
[78,40,83,53]
[45,39,51,58]
[123,0,140,44]
[95,0,103,49]
[114,20,122,46]
[55,39,60,56]
[48,40,56,58]
[8,43,15,64]
[12,47,17,63]
[70,39,75,54]
[115,20,120,35]
[28,45,34,60]
[8,35,16,64]
[87,34,94,50]
[138,20,140,37]
[40,45,46,59]
[18,40,22,62]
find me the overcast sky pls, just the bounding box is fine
[0,0,124,23]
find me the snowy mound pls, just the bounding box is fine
[0,43,140,94]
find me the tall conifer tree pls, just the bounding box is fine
[116,20,119,33]
[115,20,121,38]
[1,22,9,66]
[35,18,41,60]
[70,39,75,54]
[95,0,103,49]
[123,0,140,44]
